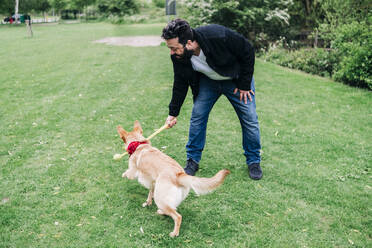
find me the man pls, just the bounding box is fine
[162,19,262,180]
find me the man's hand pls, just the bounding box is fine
[233,88,255,104]
[166,115,177,128]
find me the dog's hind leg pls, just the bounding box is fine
[142,185,154,207]
[162,206,182,237]
[154,174,184,237]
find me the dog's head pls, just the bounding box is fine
[117,120,145,145]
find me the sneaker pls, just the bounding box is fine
[184,158,199,176]
[248,163,262,180]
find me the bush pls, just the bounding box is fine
[262,20,371,90]
[153,0,165,8]
[331,21,372,89]
[97,0,139,17]
[262,45,336,78]
[333,44,372,89]
[108,14,147,24]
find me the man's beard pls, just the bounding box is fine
[175,47,194,60]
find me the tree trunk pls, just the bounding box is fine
[305,0,311,15]
[15,0,19,23]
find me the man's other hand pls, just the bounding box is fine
[233,88,255,104]
[166,115,177,128]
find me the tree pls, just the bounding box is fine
[97,0,139,16]
[0,0,16,15]
[320,0,371,25]
[49,0,67,14]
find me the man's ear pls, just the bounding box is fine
[117,125,128,142]
[133,120,143,134]
[185,40,193,49]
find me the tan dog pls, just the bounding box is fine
[117,121,230,237]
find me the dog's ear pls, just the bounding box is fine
[133,120,143,134]
[117,125,128,143]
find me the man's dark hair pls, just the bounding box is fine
[161,19,193,45]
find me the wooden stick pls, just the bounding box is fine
[146,124,169,140]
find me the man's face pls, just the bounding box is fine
[165,37,194,59]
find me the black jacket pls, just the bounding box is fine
[168,24,255,117]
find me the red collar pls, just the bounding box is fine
[126,141,148,156]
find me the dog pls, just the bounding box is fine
[117,121,230,237]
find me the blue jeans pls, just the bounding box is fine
[186,75,261,165]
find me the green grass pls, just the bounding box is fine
[0,23,371,247]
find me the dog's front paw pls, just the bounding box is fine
[122,172,127,178]
[142,200,152,208]
[169,231,179,237]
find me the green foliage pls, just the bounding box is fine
[0,0,13,15]
[49,0,67,12]
[32,0,51,12]
[107,14,147,24]
[184,0,293,48]
[320,0,370,25]
[288,0,323,28]
[262,45,336,78]
[97,0,140,16]
[152,0,165,8]
[262,0,372,89]
[106,5,167,24]
[331,21,372,89]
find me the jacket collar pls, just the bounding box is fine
[192,28,210,55]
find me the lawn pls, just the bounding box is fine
[0,22,371,247]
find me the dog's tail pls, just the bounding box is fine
[176,169,230,195]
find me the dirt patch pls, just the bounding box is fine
[93,36,163,47]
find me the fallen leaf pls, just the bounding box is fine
[140,226,144,234]
[54,233,62,238]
